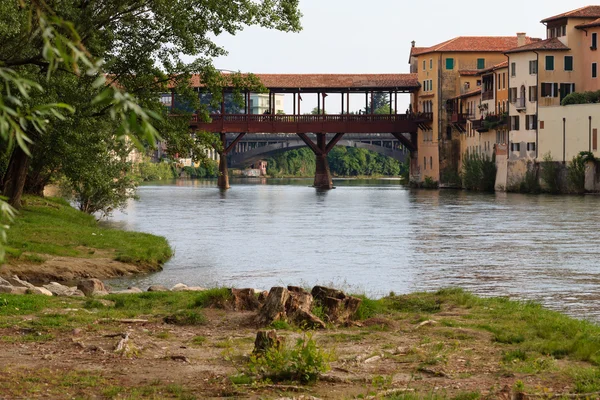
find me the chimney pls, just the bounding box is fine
[411,40,416,48]
[517,32,527,47]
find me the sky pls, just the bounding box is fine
[209,0,594,112]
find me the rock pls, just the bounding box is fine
[110,287,143,294]
[147,285,169,292]
[77,279,109,297]
[0,277,11,286]
[73,328,82,336]
[253,330,284,355]
[6,275,35,289]
[171,284,206,292]
[26,287,53,296]
[171,283,188,291]
[364,355,383,364]
[231,288,261,311]
[43,282,86,297]
[417,320,438,328]
[0,285,28,294]
[256,287,290,326]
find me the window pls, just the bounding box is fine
[430,157,433,169]
[511,142,521,152]
[594,128,598,151]
[423,60,426,71]
[525,115,537,130]
[429,79,433,91]
[511,62,516,77]
[509,87,518,102]
[477,58,485,69]
[564,56,573,71]
[423,157,427,170]
[593,33,598,50]
[476,80,481,87]
[529,60,538,74]
[529,86,538,102]
[498,73,501,90]
[503,73,506,89]
[159,93,172,106]
[541,82,559,97]
[559,83,575,101]
[510,115,520,130]
[430,59,433,69]
[545,56,554,71]
[527,142,536,152]
[446,58,454,70]
[593,63,598,78]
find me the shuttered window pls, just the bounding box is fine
[477,58,485,69]
[545,56,554,71]
[564,56,573,71]
[446,58,454,70]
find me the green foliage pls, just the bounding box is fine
[570,367,600,393]
[461,152,496,192]
[387,294,441,314]
[265,147,404,177]
[137,161,178,182]
[422,176,439,189]
[561,90,600,105]
[540,153,561,194]
[508,162,540,193]
[354,295,387,320]
[440,167,461,186]
[247,333,332,383]
[163,310,207,326]
[568,153,588,194]
[6,196,172,268]
[182,161,218,179]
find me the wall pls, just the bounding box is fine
[538,103,600,162]
[579,26,600,91]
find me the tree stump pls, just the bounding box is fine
[311,286,362,325]
[253,330,284,355]
[256,287,290,326]
[286,287,326,329]
[231,288,261,311]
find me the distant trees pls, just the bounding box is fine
[266,147,405,177]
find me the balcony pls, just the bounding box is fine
[481,91,494,101]
[514,98,526,111]
[451,112,467,124]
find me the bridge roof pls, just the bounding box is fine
[190,73,419,92]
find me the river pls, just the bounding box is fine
[106,178,600,321]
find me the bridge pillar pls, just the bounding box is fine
[218,151,229,189]
[314,134,333,189]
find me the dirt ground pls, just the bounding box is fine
[0,304,583,399]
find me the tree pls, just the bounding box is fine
[0,0,302,209]
[364,93,389,114]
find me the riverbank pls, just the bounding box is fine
[0,196,172,283]
[0,287,599,399]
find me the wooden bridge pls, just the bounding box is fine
[186,73,431,189]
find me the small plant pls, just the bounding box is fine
[422,176,439,189]
[269,320,292,330]
[193,288,232,308]
[190,335,206,346]
[247,333,332,383]
[461,152,496,192]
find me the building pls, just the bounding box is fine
[500,6,600,187]
[249,93,285,114]
[409,35,538,184]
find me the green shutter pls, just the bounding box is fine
[446,58,454,70]
[565,56,573,71]
[546,56,554,71]
[477,58,485,69]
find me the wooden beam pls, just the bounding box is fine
[297,133,323,156]
[325,133,345,154]
[224,133,247,154]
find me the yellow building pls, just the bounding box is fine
[409,35,538,184]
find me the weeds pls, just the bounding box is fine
[247,333,332,383]
[193,288,232,308]
[540,153,561,193]
[461,152,496,192]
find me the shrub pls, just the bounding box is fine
[562,90,600,105]
[136,161,177,181]
[461,152,496,192]
[568,153,587,194]
[540,153,561,194]
[247,333,332,383]
[422,176,439,189]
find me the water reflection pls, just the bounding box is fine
[106,179,600,321]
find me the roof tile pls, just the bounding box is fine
[542,6,600,23]
[504,37,570,54]
[411,36,540,56]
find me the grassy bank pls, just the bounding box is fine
[0,288,599,399]
[1,196,172,281]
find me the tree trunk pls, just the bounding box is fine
[2,146,32,209]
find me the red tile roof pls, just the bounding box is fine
[542,6,600,23]
[459,70,480,76]
[504,37,570,54]
[190,73,420,90]
[576,17,600,28]
[410,36,540,56]
[451,88,482,100]
[480,61,509,74]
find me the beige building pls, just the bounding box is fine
[409,35,538,184]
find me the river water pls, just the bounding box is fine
[106,178,600,321]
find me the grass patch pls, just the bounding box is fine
[5,196,172,268]
[190,335,207,346]
[192,288,232,308]
[570,367,600,393]
[163,310,206,326]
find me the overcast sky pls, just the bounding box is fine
[210,1,592,112]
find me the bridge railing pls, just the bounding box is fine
[190,113,422,124]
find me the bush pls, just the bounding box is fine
[540,153,561,194]
[568,153,587,194]
[136,161,177,181]
[561,90,600,106]
[247,333,332,383]
[461,152,496,192]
